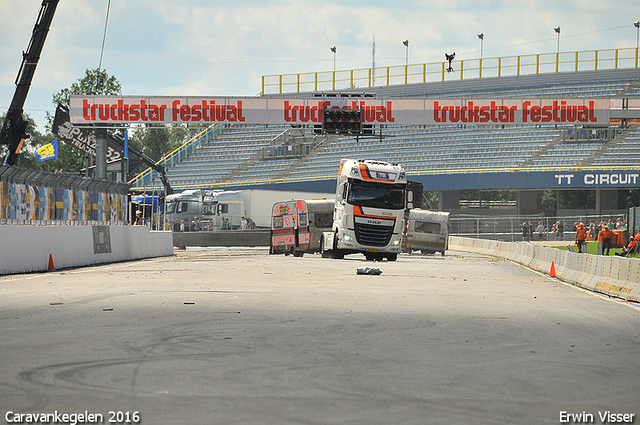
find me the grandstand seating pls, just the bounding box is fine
[162,68,640,189]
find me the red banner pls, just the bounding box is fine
[70,96,610,126]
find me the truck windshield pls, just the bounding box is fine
[202,203,216,216]
[165,201,176,214]
[347,180,405,209]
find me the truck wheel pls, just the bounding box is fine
[386,253,398,262]
[293,250,304,257]
[365,253,375,261]
[320,236,332,258]
[441,250,446,256]
[333,232,345,259]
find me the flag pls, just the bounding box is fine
[35,139,58,162]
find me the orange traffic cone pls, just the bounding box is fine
[47,254,55,271]
[549,261,556,278]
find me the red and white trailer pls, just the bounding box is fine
[270,199,334,257]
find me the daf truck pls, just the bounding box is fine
[320,159,410,261]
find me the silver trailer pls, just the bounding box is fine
[403,209,450,255]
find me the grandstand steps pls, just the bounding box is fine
[619,81,639,96]
[578,127,629,167]
[491,130,564,168]
[270,133,337,180]
[218,147,265,182]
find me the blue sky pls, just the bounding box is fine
[1,0,639,133]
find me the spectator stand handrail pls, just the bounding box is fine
[261,129,329,160]
[135,164,640,192]
[262,47,640,95]
[129,123,221,189]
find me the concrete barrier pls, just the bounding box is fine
[0,225,173,275]
[172,229,270,248]
[449,236,640,302]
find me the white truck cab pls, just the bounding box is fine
[321,159,409,261]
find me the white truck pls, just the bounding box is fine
[320,159,410,261]
[165,189,332,230]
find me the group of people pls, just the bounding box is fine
[574,219,628,255]
[239,216,256,230]
[170,216,256,231]
[519,217,634,256]
[172,216,201,232]
[521,221,565,241]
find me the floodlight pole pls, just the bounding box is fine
[403,39,409,66]
[554,26,561,73]
[331,46,337,72]
[478,33,484,78]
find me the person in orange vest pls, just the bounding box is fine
[575,222,587,253]
[599,225,616,256]
[616,235,639,257]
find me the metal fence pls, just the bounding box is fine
[450,213,628,242]
[262,47,640,94]
[0,165,131,226]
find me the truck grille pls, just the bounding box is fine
[354,223,393,247]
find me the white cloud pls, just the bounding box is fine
[1,0,639,132]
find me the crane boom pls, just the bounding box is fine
[1,0,59,166]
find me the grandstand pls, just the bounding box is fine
[134,65,640,216]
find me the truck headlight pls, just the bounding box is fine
[344,234,351,241]
[393,239,400,245]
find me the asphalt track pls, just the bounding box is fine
[1,247,639,425]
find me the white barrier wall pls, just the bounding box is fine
[0,225,173,275]
[449,236,640,302]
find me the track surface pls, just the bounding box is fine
[1,248,639,425]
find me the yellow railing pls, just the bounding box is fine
[137,165,640,192]
[129,123,221,189]
[261,47,640,95]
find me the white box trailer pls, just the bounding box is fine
[403,209,450,255]
[214,189,333,229]
[166,189,333,231]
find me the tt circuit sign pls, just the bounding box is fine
[554,172,640,187]
[69,96,610,126]
[414,170,640,192]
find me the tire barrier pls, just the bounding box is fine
[449,236,639,302]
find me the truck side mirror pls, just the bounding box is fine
[336,182,346,203]
[407,202,413,209]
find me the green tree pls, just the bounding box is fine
[0,69,122,173]
[538,190,557,213]
[44,68,122,173]
[51,68,121,109]
[128,125,200,163]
